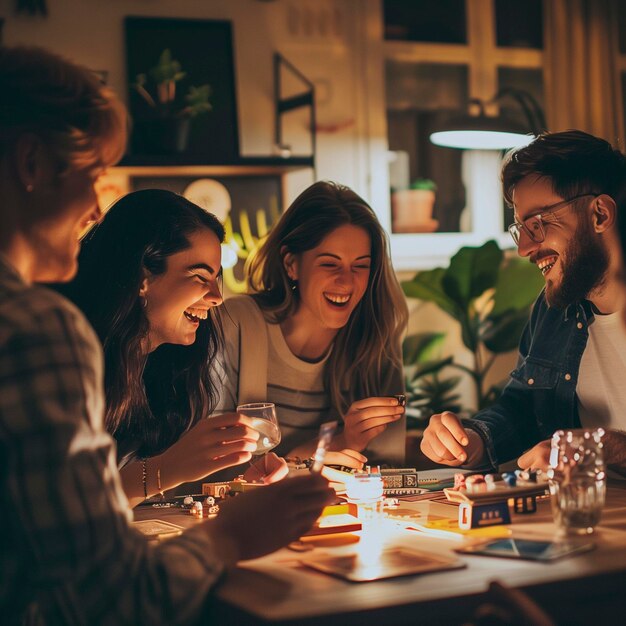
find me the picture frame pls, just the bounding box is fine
[125,16,240,163]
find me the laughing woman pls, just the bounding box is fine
[216,181,409,467]
[59,189,286,506]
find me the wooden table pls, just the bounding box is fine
[134,484,626,625]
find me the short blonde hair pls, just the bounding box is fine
[0,45,127,174]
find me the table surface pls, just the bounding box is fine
[134,483,626,626]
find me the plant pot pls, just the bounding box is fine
[132,117,191,155]
[391,189,439,233]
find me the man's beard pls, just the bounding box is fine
[546,216,609,309]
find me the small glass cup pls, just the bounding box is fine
[548,428,606,535]
[236,402,281,455]
[346,473,384,525]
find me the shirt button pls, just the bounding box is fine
[528,378,534,385]
[565,373,572,381]
[577,322,583,329]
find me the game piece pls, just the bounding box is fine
[502,472,517,487]
[454,473,467,489]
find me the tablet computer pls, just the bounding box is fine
[456,538,595,561]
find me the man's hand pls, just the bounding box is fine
[208,474,335,563]
[421,411,484,466]
[243,452,289,484]
[159,413,260,487]
[517,439,552,472]
[342,397,404,451]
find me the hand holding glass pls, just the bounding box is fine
[236,402,281,455]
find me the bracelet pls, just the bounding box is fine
[141,458,148,499]
[156,466,163,497]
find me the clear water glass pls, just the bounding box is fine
[346,473,385,526]
[236,402,281,455]
[548,428,606,535]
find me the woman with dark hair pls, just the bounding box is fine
[216,180,408,466]
[60,188,286,506]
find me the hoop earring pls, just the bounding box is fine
[140,295,148,309]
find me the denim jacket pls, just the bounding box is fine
[465,291,592,467]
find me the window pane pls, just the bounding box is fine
[384,0,466,44]
[495,0,543,49]
[386,62,468,233]
[497,68,545,231]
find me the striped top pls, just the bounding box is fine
[0,256,223,625]
[215,295,406,464]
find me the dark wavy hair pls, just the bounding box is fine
[501,130,626,206]
[247,180,408,413]
[59,189,225,460]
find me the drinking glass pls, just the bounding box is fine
[236,402,281,455]
[548,428,606,535]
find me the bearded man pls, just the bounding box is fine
[421,130,626,474]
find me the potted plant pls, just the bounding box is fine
[391,178,439,233]
[402,240,544,411]
[131,49,212,154]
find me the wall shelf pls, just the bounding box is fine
[117,155,314,171]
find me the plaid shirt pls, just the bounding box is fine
[0,257,223,625]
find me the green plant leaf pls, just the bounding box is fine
[491,254,544,316]
[401,268,460,319]
[442,240,502,311]
[480,308,529,353]
[402,332,446,365]
[409,357,454,382]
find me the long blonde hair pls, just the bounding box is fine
[248,181,408,413]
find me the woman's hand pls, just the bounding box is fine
[158,412,260,488]
[243,452,289,484]
[324,448,367,470]
[342,397,404,451]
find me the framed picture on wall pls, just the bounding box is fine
[130,174,282,293]
[125,16,240,163]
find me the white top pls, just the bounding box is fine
[215,295,406,464]
[577,310,626,433]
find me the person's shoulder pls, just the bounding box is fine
[220,294,264,322]
[0,282,99,351]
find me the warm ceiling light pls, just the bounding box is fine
[430,89,546,150]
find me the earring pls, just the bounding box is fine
[140,295,148,308]
[289,279,297,292]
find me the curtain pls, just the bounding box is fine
[543,0,624,146]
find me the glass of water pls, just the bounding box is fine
[548,428,606,535]
[236,402,281,455]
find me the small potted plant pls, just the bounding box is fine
[391,178,439,233]
[131,49,212,154]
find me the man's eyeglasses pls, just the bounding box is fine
[508,193,596,246]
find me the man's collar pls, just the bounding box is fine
[562,298,593,323]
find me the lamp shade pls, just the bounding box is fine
[430,113,535,150]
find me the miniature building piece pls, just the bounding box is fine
[445,477,548,529]
[380,468,422,495]
[201,479,265,498]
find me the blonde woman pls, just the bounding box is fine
[216,181,408,467]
